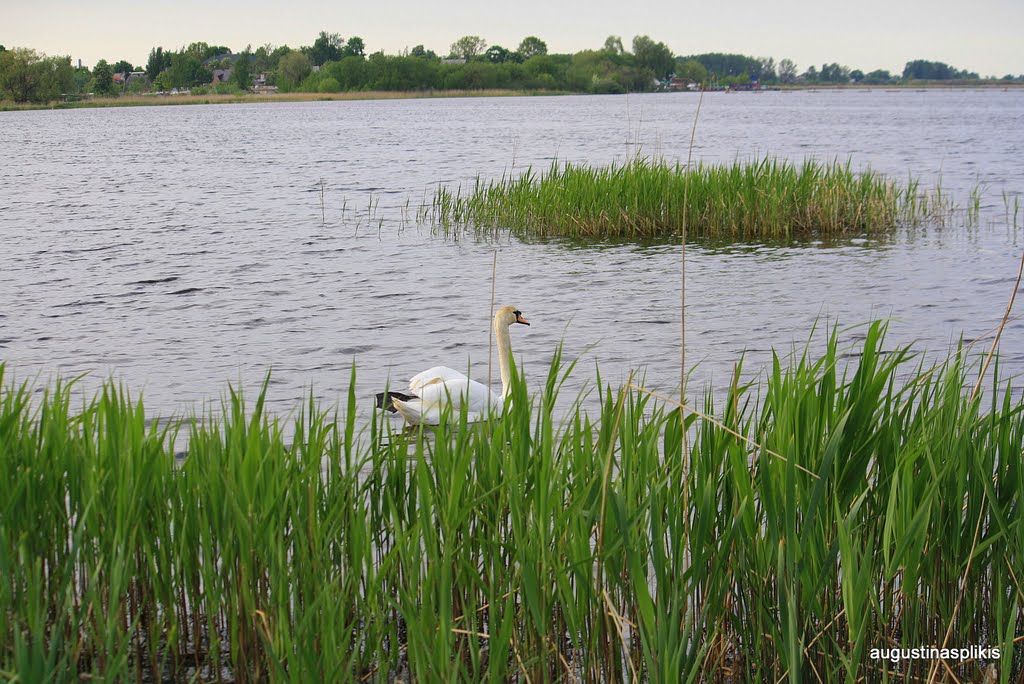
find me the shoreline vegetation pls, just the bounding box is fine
[2,324,1023,681]
[3,33,1020,109]
[2,82,1023,112]
[0,88,563,112]
[430,158,966,240]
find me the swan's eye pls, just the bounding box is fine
[512,310,521,316]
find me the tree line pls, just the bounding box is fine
[0,35,1017,104]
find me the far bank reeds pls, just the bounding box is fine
[0,89,562,112]
[1,323,1023,682]
[430,158,955,240]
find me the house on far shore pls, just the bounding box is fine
[113,71,148,89]
[662,76,700,91]
[252,73,277,94]
[211,68,276,92]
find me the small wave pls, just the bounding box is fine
[133,276,181,285]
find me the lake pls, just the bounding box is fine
[2,89,1023,420]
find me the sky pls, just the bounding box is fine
[6,0,1023,77]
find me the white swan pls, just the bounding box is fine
[375,306,530,425]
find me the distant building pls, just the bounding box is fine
[662,76,699,92]
[113,71,148,90]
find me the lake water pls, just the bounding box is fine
[2,89,1023,421]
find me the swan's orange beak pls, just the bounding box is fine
[515,313,530,326]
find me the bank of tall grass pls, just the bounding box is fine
[2,323,1023,682]
[430,158,954,240]
[0,89,560,112]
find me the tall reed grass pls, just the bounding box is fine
[429,158,957,240]
[1,324,1022,682]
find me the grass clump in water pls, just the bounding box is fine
[1,323,1023,682]
[430,158,952,240]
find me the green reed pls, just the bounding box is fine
[1,323,1022,682]
[429,158,958,240]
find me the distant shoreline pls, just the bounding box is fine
[2,83,1022,112]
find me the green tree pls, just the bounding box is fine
[72,63,91,93]
[450,35,487,60]
[864,69,893,84]
[278,50,311,90]
[523,54,569,88]
[252,44,280,73]
[517,36,547,59]
[166,52,208,88]
[0,48,75,102]
[333,55,370,89]
[410,45,437,60]
[778,58,798,83]
[185,42,231,62]
[45,54,77,99]
[92,59,116,96]
[231,48,253,89]
[154,70,173,91]
[632,35,674,79]
[675,59,708,84]
[269,45,293,69]
[681,53,765,80]
[362,54,440,90]
[308,31,343,66]
[111,59,134,75]
[485,45,510,63]
[343,37,365,58]
[6,49,36,101]
[902,59,976,80]
[849,69,864,83]
[145,47,172,81]
[603,35,624,55]
[819,62,850,83]
[318,76,341,93]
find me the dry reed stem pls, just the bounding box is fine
[970,246,1024,402]
[450,628,489,639]
[602,589,640,682]
[511,630,532,684]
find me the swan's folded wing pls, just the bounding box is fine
[408,366,467,392]
[414,378,501,414]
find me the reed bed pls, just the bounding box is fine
[0,90,555,112]
[429,158,955,240]
[2,324,1023,682]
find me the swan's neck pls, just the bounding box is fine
[495,322,513,399]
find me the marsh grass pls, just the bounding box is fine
[2,324,1024,682]
[0,90,562,112]
[429,158,960,240]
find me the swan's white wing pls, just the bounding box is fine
[408,366,467,393]
[393,377,503,425]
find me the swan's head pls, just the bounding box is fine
[495,305,530,327]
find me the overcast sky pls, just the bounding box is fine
[6,0,1023,76]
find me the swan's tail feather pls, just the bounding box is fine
[375,391,415,412]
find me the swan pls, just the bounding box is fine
[375,306,530,425]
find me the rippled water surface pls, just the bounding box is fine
[2,90,1023,418]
